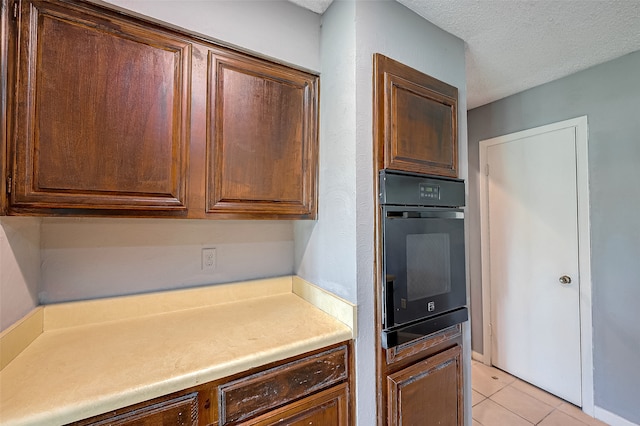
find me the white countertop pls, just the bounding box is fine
[0,277,355,425]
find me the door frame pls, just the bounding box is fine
[478,116,593,415]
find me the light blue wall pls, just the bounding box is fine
[102,0,321,71]
[294,0,358,303]
[39,219,295,303]
[467,50,640,425]
[294,1,467,423]
[0,217,40,331]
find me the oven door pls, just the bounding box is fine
[382,206,467,347]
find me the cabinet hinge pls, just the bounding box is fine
[12,1,18,19]
[485,164,490,176]
[6,175,11,194]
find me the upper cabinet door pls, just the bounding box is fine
[374,54,458,178]
[206,49,318,219]
[10,0,191,212]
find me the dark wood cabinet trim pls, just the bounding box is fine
[1,0,13,214]
[386,324,462,366]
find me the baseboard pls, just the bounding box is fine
[594,406,639,426]
[472,350,487,364]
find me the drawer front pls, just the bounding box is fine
[219,345,348,424]
[240,384,349,426]
[79,392,198,426]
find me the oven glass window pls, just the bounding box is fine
[406,233,451,301]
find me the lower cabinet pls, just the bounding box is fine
[380,325,465,426]
[387,345,463,426]
[69,342,351,426]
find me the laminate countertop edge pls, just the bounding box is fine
[0,276,356,426]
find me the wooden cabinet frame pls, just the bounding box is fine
[1,0,12,215]
[373,53,465,425]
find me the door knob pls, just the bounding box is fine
[559,275,572,284]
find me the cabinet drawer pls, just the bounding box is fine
[219,345,348,424]
[73,392,199,426]
[239,384,349,426]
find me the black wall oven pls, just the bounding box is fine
[380,170,468,348]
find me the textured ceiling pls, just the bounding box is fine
[288,0,640,109]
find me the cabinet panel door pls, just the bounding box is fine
[206,49,318,218]
[240,384,349,426]
[374,54,458,178]
[387,345,463,426]
[11,0,191,211]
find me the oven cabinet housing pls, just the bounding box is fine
[2,0,318,219]
[374,53,458,178]
[68,342,352,426]
[382,325,464,426]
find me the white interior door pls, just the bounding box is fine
[485,126,582,406]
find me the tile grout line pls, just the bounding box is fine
[485,395,536,425]
[473,386,594,426]
[535,406,558,425]
[472,362,596,426]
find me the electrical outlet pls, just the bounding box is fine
[201,248,216,272]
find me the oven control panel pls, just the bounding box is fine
[419,183,440,200]
[379,170,465,208]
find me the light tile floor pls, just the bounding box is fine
[472,360,609,426]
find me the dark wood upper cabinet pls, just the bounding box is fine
[11,0,191,212]
[2,0,319,219]
[206,49,318,219]
[374,53,458,178]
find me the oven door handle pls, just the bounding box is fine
[384,209,464,219]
